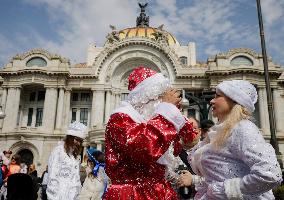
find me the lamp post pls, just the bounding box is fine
[256,0,283,168]
[184,90,215,120]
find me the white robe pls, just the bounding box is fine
[47,143,81,200]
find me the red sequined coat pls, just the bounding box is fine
[103,102,196,200]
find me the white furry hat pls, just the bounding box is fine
[216,80,258,113]
[66,121,87,139]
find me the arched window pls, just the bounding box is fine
[26,57,47,67]
[179,56,188,65]
[230,56,253,66]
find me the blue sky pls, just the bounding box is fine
[0,0,284,67]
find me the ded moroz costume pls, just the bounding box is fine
[103,67,197,200]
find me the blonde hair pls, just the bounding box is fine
[212,104,251,149]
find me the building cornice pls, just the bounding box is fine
[206,67,282,76]
[0,69,70,77]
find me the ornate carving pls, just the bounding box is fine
[105,25,121,46]
[136,3,149,27]
[93,38,180,77]
[216,48,261,59]
[151,27,169,46]
[11,48,70,63]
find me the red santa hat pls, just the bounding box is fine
[128,66,157,91]
[126,66,170,105]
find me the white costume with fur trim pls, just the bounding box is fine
[189,120,282,199]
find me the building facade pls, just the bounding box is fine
[0,8,284,173]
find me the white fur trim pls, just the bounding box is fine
[111,101,145,123]
[154,102,185,131]
[126,73,170,106]
[224,178,244,200]
[216,80,257,113]
[66,130,87,139]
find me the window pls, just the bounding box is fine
[26,57,47,67]
[81,93,90,101]
[180,56,188,65]
[37,91,45,101]
[71,108,77,123]
[35,108,43,127]
[30,92,36,101]
[72,93,78,101]
[27,108,33,126]
[230,56,253,66]
[80,108,88,126]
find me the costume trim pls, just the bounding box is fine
[224,178,244,200]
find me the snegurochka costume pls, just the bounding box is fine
[189,80,282,199]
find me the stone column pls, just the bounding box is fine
[1,87,8,108]
[63,89,71,131]
[273,88,284,133]
[104,91,111,123]
[93,90,105,128]
[258,87,270,135]
[55,88,65,130]
[42,87,58,133]
[115,93,121,108]
[110,92,116,116]
[2,87,21,132]
[0,87,8,129]
[91,90,96,128]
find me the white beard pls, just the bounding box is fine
[133,99,162,121]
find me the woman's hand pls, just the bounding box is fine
[161,89,181,106]
[177,170,193,187]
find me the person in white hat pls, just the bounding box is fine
[46,121,87,200]
[103,66,197,200]
[178,80,282,199]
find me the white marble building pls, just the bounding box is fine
[0,7,284,173]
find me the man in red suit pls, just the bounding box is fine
[103,67,197,200]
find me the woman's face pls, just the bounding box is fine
[210,90,235,122]
[73,136,83,153]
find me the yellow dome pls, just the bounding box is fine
[118,27,180,46]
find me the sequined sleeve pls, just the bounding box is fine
[231,121,282,195]
[207,120,282,199]
[106,112,178,164]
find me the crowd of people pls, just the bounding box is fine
[0,66,283,200]
[0,151,40,200]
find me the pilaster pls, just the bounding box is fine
[42,87,58,133]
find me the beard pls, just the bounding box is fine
[133,99,162,121]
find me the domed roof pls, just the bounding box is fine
[118,27,180,46]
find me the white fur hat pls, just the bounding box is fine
[216,80,258,113]
[66,121,87,139]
